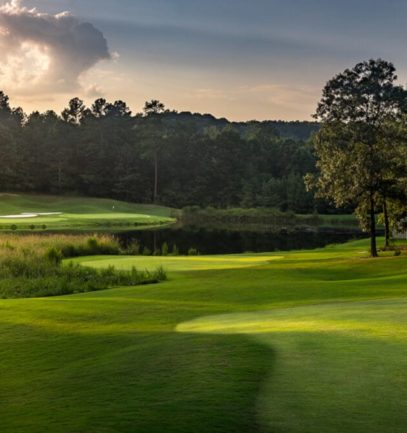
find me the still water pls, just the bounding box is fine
[116,227,365,255]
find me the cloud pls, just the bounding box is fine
[0,0,111,94]
[84,84,104,98]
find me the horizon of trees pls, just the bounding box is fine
[0,76,405,249]
[0,91,325,213]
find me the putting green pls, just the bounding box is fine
[0,194,175,230]
[72,254,285,272]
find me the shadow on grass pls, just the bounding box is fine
[1,327,274,433]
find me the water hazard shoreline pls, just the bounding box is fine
[115,226,368,256]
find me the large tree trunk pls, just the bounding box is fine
[383,199,390,249]
[370,194,378,257]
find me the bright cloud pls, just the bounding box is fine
[0,0,111,95]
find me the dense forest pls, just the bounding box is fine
[0,92,328,212]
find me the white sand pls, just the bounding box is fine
[0,212,62,219]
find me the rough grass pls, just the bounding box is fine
[1,238,406,432]
[0,193,176,231]
[0,233,121,258]
[0,234,166,298]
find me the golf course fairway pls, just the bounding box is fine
[1,238,407,432]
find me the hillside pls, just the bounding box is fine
[0,194,175,231]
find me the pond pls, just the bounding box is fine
[116,226,366,255]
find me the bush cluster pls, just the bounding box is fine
[0,234,166,299]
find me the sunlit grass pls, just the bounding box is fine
[177,296,407,433]
[1,237,407,432]
[0,193,175,230]
[71,254,285,272]
[177,298,407,340]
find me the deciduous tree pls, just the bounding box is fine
[306,59,407,256]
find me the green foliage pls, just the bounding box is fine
[161,242,169,256]
[126,239,141,255]
[308,59,407,256]
[154,265,168,281]
[0,92,322,213]
[180,206,345,230]
[0,235,166,299]
[188,247,200,256]
[142,246,152,256]
[45,247,63,265]
[59,237,120,258]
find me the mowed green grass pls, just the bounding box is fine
[1,238,407,433]
[0,193,175,230]
[70,253,286,271]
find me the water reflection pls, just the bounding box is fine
[116,227,365,255]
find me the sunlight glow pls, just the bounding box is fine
[0,41,50,88]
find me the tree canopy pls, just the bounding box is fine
[307,59,407,256]
[0,93,321,213]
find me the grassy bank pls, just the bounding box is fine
[0,234,166,298]
[1,238,406,432]
[0,193,176,231]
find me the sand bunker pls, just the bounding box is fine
[0,212,62,219]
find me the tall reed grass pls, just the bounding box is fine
[0,234,166,299]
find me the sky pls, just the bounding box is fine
[0,0,407,121]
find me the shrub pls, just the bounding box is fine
[58,235,120,258]
[188,248,199,256]
[126,240,141,255]
[154,265,168,282]
[161,242,169,256]
[87,237,99,252]
[45,247,63,265]
[142,246,152,256]
[0,257,166,299]
[0,234,167,299]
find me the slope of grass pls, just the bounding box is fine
[178,299,407,433]
[0,193,175,231]
[1,238,406,432]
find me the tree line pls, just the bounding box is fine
[0,58,406,257]
[0,93,322,213]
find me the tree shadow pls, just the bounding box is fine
[1,327,274,433]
